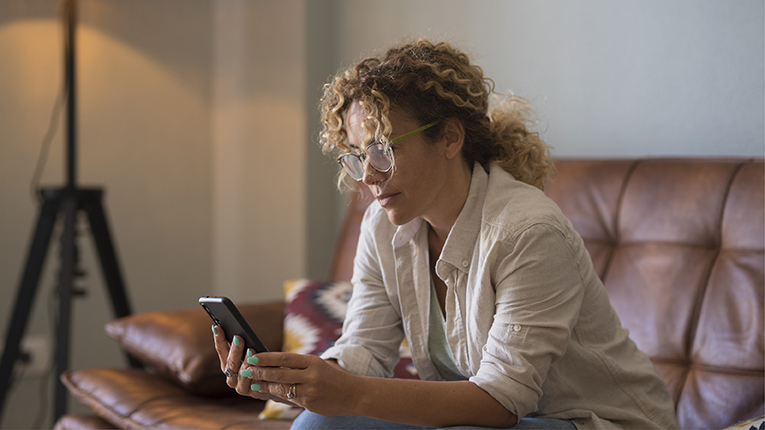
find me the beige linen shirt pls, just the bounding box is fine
[322,163,678,429]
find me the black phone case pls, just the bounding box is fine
[198,296,269,353]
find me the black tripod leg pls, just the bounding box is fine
[54,195,78,422]
[82,193,142,368]
[0,195,59,422]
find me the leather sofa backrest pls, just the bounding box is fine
[544,159,764,429]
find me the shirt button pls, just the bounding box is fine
[513,324,522,332]
[461,260,469,268]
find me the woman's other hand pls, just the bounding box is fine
[240,352,358,415]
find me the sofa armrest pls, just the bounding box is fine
[105,301,285,396]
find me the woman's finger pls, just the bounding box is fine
[255,380,299,404]
[236,348,257,394]
[224,334,245,388]
[250,351,313,370]
[249,362,303,387]
[212,325,230,373]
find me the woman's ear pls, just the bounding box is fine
[441,118,465,160]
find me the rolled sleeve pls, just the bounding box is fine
[321,343,376,377]
[473,223,585,418]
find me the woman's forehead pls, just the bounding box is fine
[345,103,382,137]
[345,102,367,128]
[344,103,370,149]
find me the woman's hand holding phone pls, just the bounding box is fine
[211,324,360,415]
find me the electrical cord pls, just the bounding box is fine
[29,90,64,205]
[29,0,67,205]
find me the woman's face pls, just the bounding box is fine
[345,102,457,227]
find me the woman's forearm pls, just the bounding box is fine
[350,376,517,429]
[251,356,516,427]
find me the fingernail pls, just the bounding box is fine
[211,325,218,335]
[240,369,252,377]
[251,383,261,391]
[246,349,253,358]
[233,336,240,347]
[247,356,258,365]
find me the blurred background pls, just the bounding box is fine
[0,0,762,427]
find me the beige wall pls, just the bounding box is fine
[212,0,306,303]
[0,0,308,427]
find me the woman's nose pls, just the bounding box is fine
[362,160,388,185]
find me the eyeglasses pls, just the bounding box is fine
[337,120,440,181]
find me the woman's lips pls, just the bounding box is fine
[376,192,399,207]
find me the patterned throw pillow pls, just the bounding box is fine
[259,279,418,420]
[723,416,764,430]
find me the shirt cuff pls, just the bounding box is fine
[470,367,540,419]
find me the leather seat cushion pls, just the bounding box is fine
[61,368,292,429]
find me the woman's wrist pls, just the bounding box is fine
[346,374,375,418]
[321,358,367,417]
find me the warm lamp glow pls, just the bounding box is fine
[0,21,61,102]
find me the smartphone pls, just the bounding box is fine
[198,296,269,353]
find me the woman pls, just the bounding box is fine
[213,39,679,429]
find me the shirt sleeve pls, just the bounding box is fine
[470,223,586,419]
[321,206,405,378]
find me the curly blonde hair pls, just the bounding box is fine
[319,39,554,190]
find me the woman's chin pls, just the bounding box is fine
[384,208,414,226]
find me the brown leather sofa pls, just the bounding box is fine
[55,158,764,430]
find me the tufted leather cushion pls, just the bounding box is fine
[545,159,765,429]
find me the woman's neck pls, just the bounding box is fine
[424,162,472,249]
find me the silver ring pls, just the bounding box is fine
[286,383,297,400]
[224,366,237,378]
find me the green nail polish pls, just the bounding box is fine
[246,349,253,358]
[233,336,240,347]
[240,369,252,377]
[251,383,261,391]
[247,356,258,365]
[211,325,218,335]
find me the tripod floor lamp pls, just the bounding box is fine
[0,0,141,424]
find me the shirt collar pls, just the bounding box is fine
[392,217,424,249]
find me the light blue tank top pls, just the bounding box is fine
[428,278,468,381]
